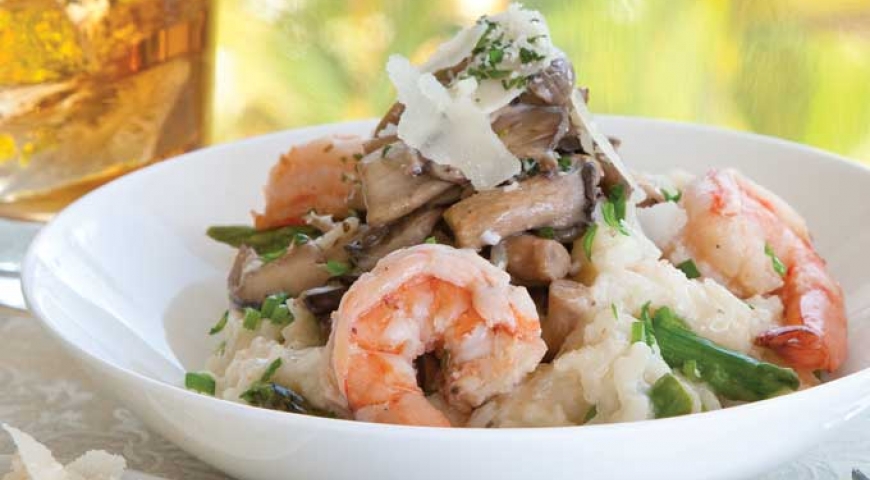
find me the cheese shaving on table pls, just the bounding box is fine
[1,425,126,480]
[388,3,560,190]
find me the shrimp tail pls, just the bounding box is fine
[755,258,847,372]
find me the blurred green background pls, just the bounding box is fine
[212,0,870,163]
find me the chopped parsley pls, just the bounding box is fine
[676,259,701,279]
[519,47,545,64]
[185,372,216,396]
[209,310,229,335]
[501,75,529,90]
[557,156,573,172]
[765,243,787,277]
[325,260,351,277]
[581,223,598,261]
[661,188,682,203]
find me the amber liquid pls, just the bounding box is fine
[0,0,212,221]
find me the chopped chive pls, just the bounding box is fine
[325,260,351,277]
[519,47,545,63]
[381,144,392,157]
[639,302,657,347]
[270,304,294,326]
[650,374,693,418]
[352,153,364,161]
[661,188,682,203]
[261,293,289,318]
[583,223,598,262]
[185,372,216,396]
[536,227,555,240]
[581,223,598,261]
[582,405,598,424]
[209,310,229,335]
[557,156,573,172]
[677,259,701,279]
[215,340,227,356]
[611,303,619,320]
[424,236,438,244]
[682,359,702,382]
[242,307,262,330]
[260,248,286,264]
[609,184,627,222]
[631,321,646,344]
[261,358,283,383]
[602,201,629,235]
[764,243,787,277]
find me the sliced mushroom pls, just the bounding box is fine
[346,208,444,271]
[359,144,454,226]
[228,244,330,306]
[521,58,576,106]
[491,104,570,164]
[502,235,571,286]
[544,279,591,360]
[301,284,348,321]
[444,168,589,250]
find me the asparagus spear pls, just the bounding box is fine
[651,307,799,402]
[206,225,317,254]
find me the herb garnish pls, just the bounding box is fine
[519,47,545,64]
[325,260,351,277]
[185,372,216,396]
[764,243,787,277]
[602,184,629,235]
[581,223,598,261]
[536,226,555,240]
[242,307,262,330]
[676,259,701,279]
[661,188,682,203]
[557,156,573,172]
[209,310,229,335]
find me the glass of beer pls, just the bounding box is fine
[0,0,213,307]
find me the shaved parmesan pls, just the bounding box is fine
[570,90,637,194]
[1,425,126,480]
[388,56,519,190]
[422,22,486,73]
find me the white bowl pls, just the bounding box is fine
[22,117,870,480]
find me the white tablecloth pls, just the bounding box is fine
[0,308,868,480]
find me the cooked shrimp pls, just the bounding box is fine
[326,244,547,427]
[676,169,846,372]
[253,135,364,229]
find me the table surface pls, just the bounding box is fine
[0,307,868,480]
